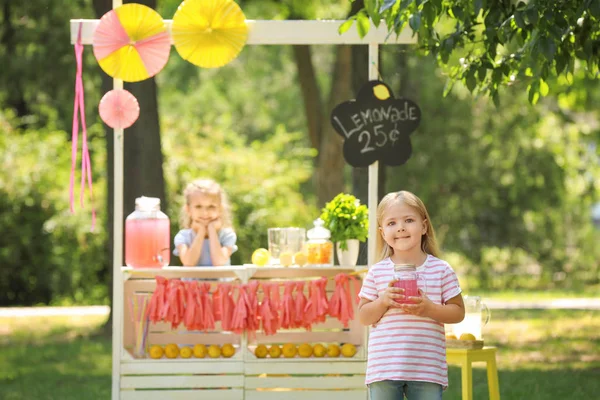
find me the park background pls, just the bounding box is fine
[0,0,599,399]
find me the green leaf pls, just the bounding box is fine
[492,68,503,84]
[409,12,422,32]
[451,6,464,19]
[399,0,413,13]
[525,8,539,25]
[478,65,488,80]
[492,90,500,108]
[555,53,568,75]
[380,0,398,13]
[540,36,557,62]
[539,79,549,96]
[357,12,371,38]
[514,11,526,29]
[365,0,381,26]
[528,82,540,105]
[423,1,436,26]
[338,18,355,35]
[443,78,455,97]
[466,69,477,92]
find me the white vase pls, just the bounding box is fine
[336,239,360,267]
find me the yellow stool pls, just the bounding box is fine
[446,346,500,400]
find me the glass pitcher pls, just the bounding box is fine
[451,295,490,340]
[125,196,170,268]
[267,227,306,265]
[393,264,427,304]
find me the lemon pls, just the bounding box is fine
[149,345,164,359]
[282,343,297,358]
[373,84,390,100]
[294,251,307,266]
[326,344,340,358]
[193,344,207,358]
[460,333,477,341]
[298,343,313,358]
[446,333,458,340]
[341,343,357,358]
[251,248,271,266]
[254,344,268,358]
[268,345,282,358]
[180,346,193,358]
[208,344,222,358]
[164,343,180,359]
[279,251,293,267]
[222,343,236,358]
[313,343,326,357]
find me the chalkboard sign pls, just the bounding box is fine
[330,80,421,167]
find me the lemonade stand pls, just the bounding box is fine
[70,1,416,399]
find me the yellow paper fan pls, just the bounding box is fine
[171,0,248,68]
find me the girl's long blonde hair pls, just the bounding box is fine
[179,178,233,229]
[375,190,440,262]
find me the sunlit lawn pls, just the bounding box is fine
[0,308,598,399]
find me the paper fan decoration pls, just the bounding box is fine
[93,3,170,82]
[99,89,140,130]
[172,0,248,68]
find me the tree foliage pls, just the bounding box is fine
[0,112,107,306]
[379,50,600,289]
[345,0,600,105]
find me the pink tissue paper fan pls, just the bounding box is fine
[99,89,140,129]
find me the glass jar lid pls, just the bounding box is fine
[307,218,331,240]
[135,196,161,211]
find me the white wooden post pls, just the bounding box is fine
[367,43,379,267]
[111,1,124,398]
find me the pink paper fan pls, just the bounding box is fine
[99,89,140,130]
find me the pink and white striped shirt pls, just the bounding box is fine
[358,255,462,389]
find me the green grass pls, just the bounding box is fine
[0,309,598,399]
[445,309,600,399]
[0,315,111,400]
[468,285,600,301]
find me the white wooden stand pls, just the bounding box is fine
[120,266,367,400]
[69,7,416,399]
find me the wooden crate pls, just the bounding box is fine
[121,276,245,400]
[244,266,368,400]
[245,266,366,360]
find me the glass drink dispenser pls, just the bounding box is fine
[125,196,170,268]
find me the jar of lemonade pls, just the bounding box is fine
[306,218,333,266]
[125,196,170,268]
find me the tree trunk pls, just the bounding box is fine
[293,45,322,149]
[293,44,353,207]
[316,45,353,206]
[93,0,166,335]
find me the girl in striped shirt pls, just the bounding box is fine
[358,191,465,400]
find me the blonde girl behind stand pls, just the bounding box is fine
[375,190,440,262]
[179,178,233,230]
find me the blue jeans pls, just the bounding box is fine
[369,379,443,400]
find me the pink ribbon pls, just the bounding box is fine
[200,282,215,331]
[293,281,307,329]
[280,281,296,330]
[148,276,167,323]
[70,23,95,229]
